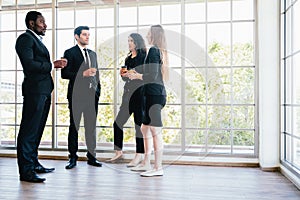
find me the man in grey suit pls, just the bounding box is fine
[15,11,67,183]
[61,26,102,169]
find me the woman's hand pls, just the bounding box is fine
[127,71,143,80]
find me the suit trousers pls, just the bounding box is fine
[17,94,51,175]
[68,91,99,158]
[113,88,145,153]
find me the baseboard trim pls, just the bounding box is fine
[0,150,259,167]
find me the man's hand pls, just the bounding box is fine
[53,58,68,69]
[83,68,97,77]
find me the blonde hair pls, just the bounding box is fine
[150,25,169,82]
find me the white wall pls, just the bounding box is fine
[257,0,280,170]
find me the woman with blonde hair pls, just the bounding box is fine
[128,25,168,177]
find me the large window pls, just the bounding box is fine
[281,0,300,172]
[0,0,256,157]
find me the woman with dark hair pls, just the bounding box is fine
[106,33,146,167]
[128,25,169,177]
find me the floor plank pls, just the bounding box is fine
[0,157,299,200]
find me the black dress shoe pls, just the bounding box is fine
[65,157,77,169]
[87,159,102,167]
[34,165,55,173]
[20,171,46,183]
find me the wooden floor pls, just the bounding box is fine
[0,157,299,200]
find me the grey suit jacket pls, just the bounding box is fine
[61,45,101,100]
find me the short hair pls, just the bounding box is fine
[74,26,90,36]
[25,11,42,28]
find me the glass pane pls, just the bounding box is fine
[119,6,137,26]
[286,8,292,57]
[163,105,181,128]
[207,23,231,66]
[16,72,24,103]
[293,3,300,53]
[233,130,254,154]
[232,106,254,129]
[99,70,114,103]
[98,105,114,127]
[285,106,292,134]
[0,32,16,70]
[293,53,300,104]
[285,134,292,163]
[294,107,300,138]
[57,9,74,28]
[166,69,181,104]
[0,104,15,124]
[1,0,16,7]
[285,57,292,104]
[16,104,23,125]
[163,129,181,146]
[207,0,230,22]
[232,0,254,20]
[185,2,205,23]
[0,11,15,31]
[97,7,114,27]
[56,104,69,126]
[97,28,114,69]
[0,125,16,147]
[232,22,254,66]
[233,68,255,104]
[207,130,231,154]
[208,105,231,129]
[0,72,15,103]
[207,68,231,104]
[56,71,69,103]
[75,8,95,27]
[185,24,206,66]
[57,126,69,148]
[97,127,113,143]
[17,10,28,30]
[46,105,52,126]
[294,138,300,168]
[40,126,52,148]
[139,5,160,25]
[57,29,75,59]
[185,68,206,104]
[162,4,181,24]
[37,0,52,4]
[164,25,181,67]
[185,130,206,147]
[185,105,206,128]
[18,0,35,5]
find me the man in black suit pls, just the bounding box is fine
[15,11,67,183]
[61,26,102,169]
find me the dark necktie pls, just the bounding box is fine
[83,48,90,67]
[83,48,98,92]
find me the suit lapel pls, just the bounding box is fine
[26,30,50,59]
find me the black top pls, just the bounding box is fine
[142,46,166,96]
[123,52,146,92]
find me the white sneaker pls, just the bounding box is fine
[130,163,151,172]
[140,168,164,177]
[127,156,143,167]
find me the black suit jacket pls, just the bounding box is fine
[15,30,54,96]
[61,45,101,100]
